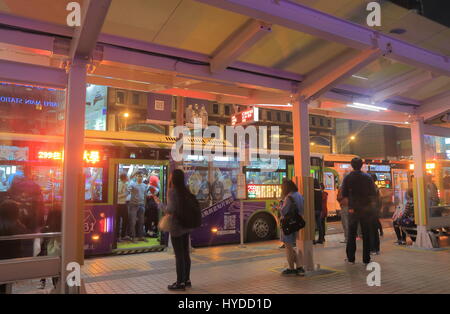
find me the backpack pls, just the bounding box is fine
[281,196,306,235]
[177,191,202,229]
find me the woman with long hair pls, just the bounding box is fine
[280,179,305,276]
[166,169,193,291]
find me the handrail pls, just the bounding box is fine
[0,232,61,241]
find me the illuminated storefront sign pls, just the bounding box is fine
[231,107,259,126]
[409,163,436,171]
[38,150,101,163]
[247,184,281,199]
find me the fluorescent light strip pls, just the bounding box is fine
[351,75,369,80]
[254,104,293,107]
[348,102,388,112]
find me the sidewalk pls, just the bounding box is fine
[13,227,450,294]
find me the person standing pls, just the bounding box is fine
[337,186,349,243]
[166,170,194,290]
[145,176,161,238]
[341,157,377,265]
[127,171,148,243]
[279,179,305,276]
[320,183,328,241]
[116,173,130,242]
[313,179,325,244]
[369,173,382,255]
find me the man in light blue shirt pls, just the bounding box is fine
[128,171,148,243]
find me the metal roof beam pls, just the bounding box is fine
[101,45,295,93]
[0,59,67,89]
[298,48,382,99]
[417,91,450,121]
[210,19,271,73]
[423,124,450,138]
[69,0,111,61]
[372,70,434,103]
[195,0,450,76]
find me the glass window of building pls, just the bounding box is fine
[132,93,140,106]
[213,103,219,114]
[277,112,281,121]
[116,90,125,104]
[224,105,230,116]
[286,113,291,123]
[328,119,332,128]
[107,88,166,134]
[311,117,316,125]
[320,118,324,127]
[267,111,272,121]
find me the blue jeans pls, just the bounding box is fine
[128,204,145,238]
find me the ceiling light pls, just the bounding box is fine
[347,102,388,112]
[351,75,369,80]
[254,103,293,107]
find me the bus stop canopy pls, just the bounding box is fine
[0,0,450,130]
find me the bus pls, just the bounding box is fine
[1,131,325,254]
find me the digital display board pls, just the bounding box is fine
[369,164,391,172]
[37,150,101,164]
[231,107,259,126]
[247,184,281,199]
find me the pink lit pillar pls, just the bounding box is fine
[292,97,315,271]
[410,118,433,248]
[61,57,88,293]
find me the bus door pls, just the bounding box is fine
[112,159,169,252]
[323,170,339,216]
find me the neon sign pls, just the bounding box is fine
[38,150,101,164]
[231,107,259,126]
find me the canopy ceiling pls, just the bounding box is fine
[0,0,449,127]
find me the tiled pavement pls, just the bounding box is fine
[13,223,450,294]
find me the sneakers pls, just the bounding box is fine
[168,282,186,291]
[279,244,286,249]
[296,267,306,276]
[345,259,355,265]
[185,280,192,288]
[283,269,297,275]
[37,280,46,290]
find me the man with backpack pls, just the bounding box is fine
[340,158,377,265]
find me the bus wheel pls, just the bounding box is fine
[247,214,276,242]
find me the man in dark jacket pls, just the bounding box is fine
[341,158,377,264]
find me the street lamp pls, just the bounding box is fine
[123,112,130,131]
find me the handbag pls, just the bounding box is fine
[281,196,306,235]
[158,214,172,232]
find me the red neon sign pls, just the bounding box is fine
[38,150,101,164]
